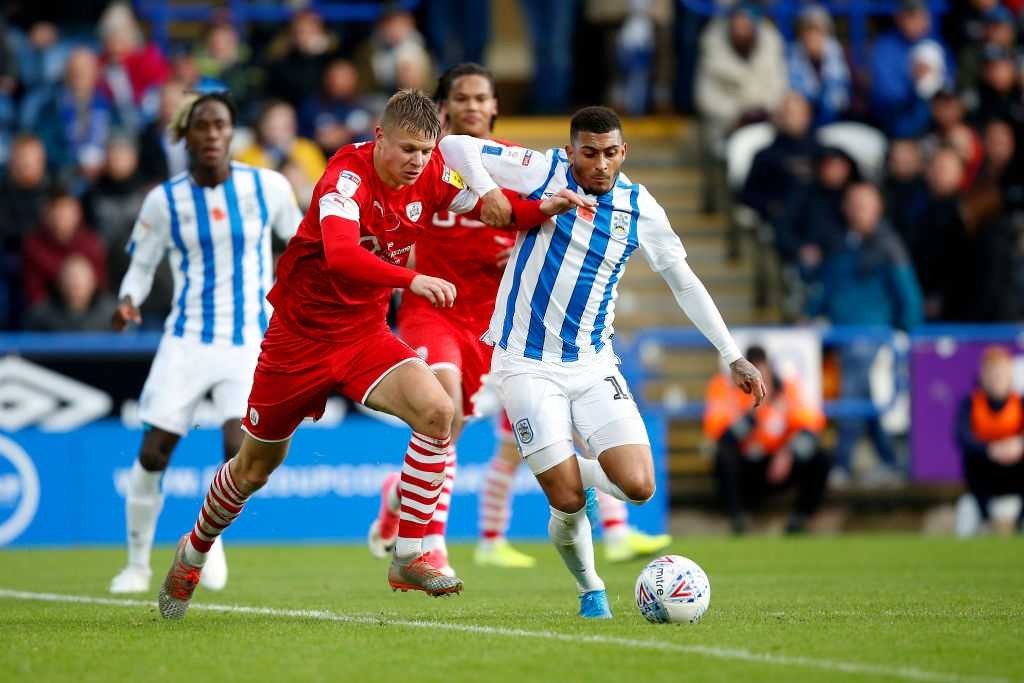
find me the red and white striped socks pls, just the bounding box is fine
[395,431,450,557]
[597,488,629,543]
[186,461,248,567]
[479,455,516,545]
[423,445,456,555]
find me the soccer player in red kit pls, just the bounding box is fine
[156,89,591,619]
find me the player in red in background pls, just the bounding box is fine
[367,65,670,576]
[156,88,592,619]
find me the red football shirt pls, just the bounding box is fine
[268,140,469,341]
[403,138,519,328]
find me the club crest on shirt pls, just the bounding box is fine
[406,201,423,222]
[515,418,534,445]
[336,169,361,197]
[249,407,259,426]
[611,211,631,240]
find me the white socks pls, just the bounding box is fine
[576,456,630,503]
[548,505,604,593]
[125,459,163,570]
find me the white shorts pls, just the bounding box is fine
[137,335,262,435]
[490,346,649,471]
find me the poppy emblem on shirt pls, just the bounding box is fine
[406,201,423,222]
[211,207,226,221]
[611,211,631,240]
[515,418,534,445]
[577,206,595,223]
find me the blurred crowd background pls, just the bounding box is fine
[3,0,1023,337]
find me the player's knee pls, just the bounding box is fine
[550,487,587,514]
[620,470,656,505]
[138,445,172,471]
[416,398,454,436]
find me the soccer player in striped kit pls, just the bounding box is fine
[439,106,766,618]
[369,64,672,574]
[154,89,592,619]
[108,90,303,595]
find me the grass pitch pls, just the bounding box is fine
[1,535,1022,683]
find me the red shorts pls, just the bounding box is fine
[243,316,420,441]
[397,305,491,416]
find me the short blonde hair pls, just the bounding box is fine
[379,88,441,139]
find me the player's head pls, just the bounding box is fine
[435,62,498,138]
[979,346,1014,400]
[169,90,237,171]
[375,88,441,189]
[566,106,627,196]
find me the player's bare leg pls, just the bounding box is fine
[366,360,464,596]
[158,435,289,619]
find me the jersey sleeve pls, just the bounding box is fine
[438,164,479,214]
[261,168,303,241]
[124,186,172,267]
[635,186,687,272]
[438,135,555,197]
[318,165,366,225]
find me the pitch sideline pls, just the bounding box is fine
[0,588,1008,683]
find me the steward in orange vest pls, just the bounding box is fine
[955,346,1024,531]
[703,345,831,534]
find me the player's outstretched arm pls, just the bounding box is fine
[729,357,766,408]
[409,274,456,308]
[540,188,595,216]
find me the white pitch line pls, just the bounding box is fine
[0,588,1010,683]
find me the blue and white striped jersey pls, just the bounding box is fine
[472,142,688,362]
[123,162,302,346]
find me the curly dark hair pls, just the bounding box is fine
[569,106,623,144]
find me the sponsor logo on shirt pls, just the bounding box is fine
[406,201,423,222]
[482,145,503,155]
[611,211,631,240]
[336,170,362,198]
[521,149,533,166]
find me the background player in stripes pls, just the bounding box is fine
[108,91,302,595]
[439,106,766,618]
[154,89,592,619]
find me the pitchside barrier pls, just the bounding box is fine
[0,332,667,547]
[2,323,1020,547]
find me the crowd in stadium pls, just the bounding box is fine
[1,0,1022,335]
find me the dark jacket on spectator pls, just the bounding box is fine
[739,133,819,223]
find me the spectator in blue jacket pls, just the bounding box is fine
[870,0,953,138]
[807,182,923,486]
[786,4,851,127]
[31,46,112,193]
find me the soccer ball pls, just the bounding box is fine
[635,555,711,624]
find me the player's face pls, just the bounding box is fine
[441,75,497,138]
[374,125,436,189]
[185,100,234,170]
[566,131,627,196]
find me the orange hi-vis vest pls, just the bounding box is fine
[969,389,1024,443]
[703,372,825,455]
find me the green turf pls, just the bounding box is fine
[1,535,1022,682]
